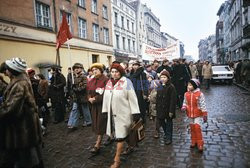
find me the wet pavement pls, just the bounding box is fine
[42,84,250,168]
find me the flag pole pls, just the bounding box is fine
[67,41,74,84]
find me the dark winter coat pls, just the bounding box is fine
[0,77,7,97]
[172,64,188,96]
[49,72,66,103]
[130,67,148,114]
[0,73,42,150]
[38,79,49,102]
[72,72,88,104]
[87,74,108,135]
[156,81,177,119]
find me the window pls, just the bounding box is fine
[91,0,97,13]
[115,12,118,25]
[103,5,108,19]
[116,35,120,49]
[92,55,99,63]
[78,0,85,8]
[121,16,124,28]
[128,39,131,51]
[132,22,134,33]
[103,28,109,44]
[133,41,135,51]
[92,24,99,42]
[114,0,117,5]
[127,19,129,30]
[36,2,51,28]
[122,37,125,50]
[60,11,72,32]
[78,18,87,39]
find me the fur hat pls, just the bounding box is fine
[110,63,125,76]
[72,63,83,70]
[159,70,170,78]
[189,78,200,89]
[5,57,27,73]
[90,63,104,72]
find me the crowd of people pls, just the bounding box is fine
[0,57,214,167]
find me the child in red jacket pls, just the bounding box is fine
[181,79,207,152]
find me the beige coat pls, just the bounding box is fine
[189,65,198,78]
[202,64,213,79]
[102,76,140,139]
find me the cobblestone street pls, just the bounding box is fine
[42,84,250,168]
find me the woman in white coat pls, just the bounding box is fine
[102,63,140,168]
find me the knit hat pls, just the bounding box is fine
[5,57,27,73]
[189,78,200,90]
[159,70,170,79]
[72,63,83,70]
[90,63,104,72]
[110,63,125,76]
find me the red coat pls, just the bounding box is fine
[183,90,207,118]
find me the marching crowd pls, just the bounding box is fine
[0,57,213,168]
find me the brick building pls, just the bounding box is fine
[0,0,113,77]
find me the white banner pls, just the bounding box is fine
[142,41,181,61]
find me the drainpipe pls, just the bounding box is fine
[53,0,60,65]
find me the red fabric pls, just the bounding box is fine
[56,12,72,49]
[184,91,203,118]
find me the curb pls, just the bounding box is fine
[233,82,250,92]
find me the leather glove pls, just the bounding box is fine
[203,116,208,123]
[169,113,173,118]
[132,114,141,122]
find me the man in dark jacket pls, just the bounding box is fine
[49,66,66,124]
[130,60,148,124]
[156,59,173,77]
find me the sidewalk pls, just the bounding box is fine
[233,82,250,92]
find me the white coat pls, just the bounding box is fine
[102,76,140,139]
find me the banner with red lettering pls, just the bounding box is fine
[141,41,180,61]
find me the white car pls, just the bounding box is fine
[212,65,234,84]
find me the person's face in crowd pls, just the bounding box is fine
[153,62,159,67]
[163,61,169,66]
[92,67,101,77]
[132,64,140,71]
[190,61,193,66]
[146,66,152,72]
[121,63,128,69]
[88,70,93,76]
[160,75,168,84]
[187,82,194,91]
[74,67,82,74]
[111,68,121,80]
[68,68,71,73]
[148,76,153,82]
[205,61,209,65]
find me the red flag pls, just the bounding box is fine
[56,12,72,49]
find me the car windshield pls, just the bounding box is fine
[212,66,231,71]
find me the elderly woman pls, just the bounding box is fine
[102,63,140,168]
[87,63,109,154]
[0,58,43,167]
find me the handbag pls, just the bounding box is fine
[129,118,145,143]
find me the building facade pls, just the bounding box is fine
[111,0,137,62]
[161,32,168,48]
[242,0,250,59]
[0,0,113,77]
[198,39,209,61]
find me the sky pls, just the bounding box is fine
[141,0,225,60]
